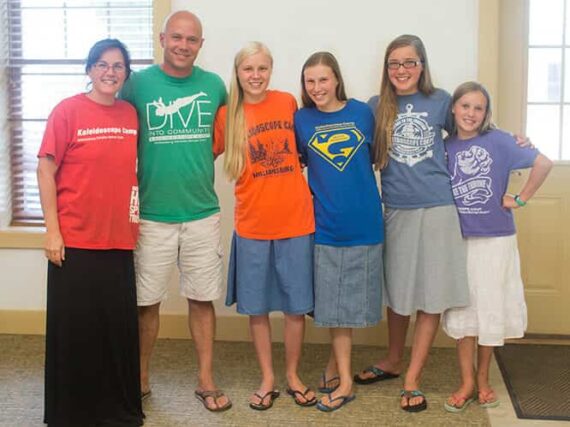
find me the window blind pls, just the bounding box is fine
[7,0,153,224]
[0,0,11,227]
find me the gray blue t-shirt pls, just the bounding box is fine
[446,129,539,237]
[369,89,454,208]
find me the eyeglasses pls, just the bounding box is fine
[93,61,126,73]
[386,60,422,70]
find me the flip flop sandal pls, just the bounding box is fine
[141,390,152,401]
[316,393,356,412]
[400,389,428,413]
[249,390,280,411]
[286,387,317,407]
[354,366,400,385]
[444,393,475,413]
[478,390,500,408]
[317,372,340,393]
[194,389,233,412]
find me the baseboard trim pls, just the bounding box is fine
[0,310,456,348]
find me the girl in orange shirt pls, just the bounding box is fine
[214,41,316,410]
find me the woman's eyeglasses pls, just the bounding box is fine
[386,60,422,70]
[93,61,126,73]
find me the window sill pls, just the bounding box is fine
[0,227,45,249]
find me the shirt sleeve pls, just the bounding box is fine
[441,91,454,134]
[37,103,70,166]
[293,111,308,164]
[364,104,377,164]
[501,131,539,170]
[213,108,226,158]
[118,73,135,104]
[367,95,379,113]
[217,76,228,106]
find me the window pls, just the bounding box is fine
[6,0,153,225]
[526,0,570,160]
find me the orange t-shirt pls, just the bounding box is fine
[215,90,314,240]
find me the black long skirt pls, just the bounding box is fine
[44,248,144,427]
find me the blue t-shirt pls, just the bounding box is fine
[294,99,384,246]
[446,129,539,237]
[369,89,455,208]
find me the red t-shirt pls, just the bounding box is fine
[215,91,315,239]
[38,94,139,250]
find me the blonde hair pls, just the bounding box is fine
[224,41,273,180]
[450,81,495,137]
[372,34,435,169]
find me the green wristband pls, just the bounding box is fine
[514,195,527,207]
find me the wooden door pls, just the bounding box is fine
[509,163,570,334]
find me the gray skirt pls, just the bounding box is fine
[384,205,469,315]
[314,243,383,328]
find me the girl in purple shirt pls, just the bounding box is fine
[442,81,552,413]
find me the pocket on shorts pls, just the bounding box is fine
[384,207,396,223]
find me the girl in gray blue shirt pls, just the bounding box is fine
[354,34,469,413]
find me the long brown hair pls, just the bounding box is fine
[372,34,435,169]
[300,51,347,108]
[450,81,495,137]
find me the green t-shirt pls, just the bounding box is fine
[121,65,226,222]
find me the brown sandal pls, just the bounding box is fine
[194,389,232,412]
[249,390,280,410]
[286,387,317,406]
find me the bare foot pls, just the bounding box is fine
[319,383,354,410]
[195,389,232,411]
[319,369,340,391]
[446,383,474,406]
[197,379,230,410]
[478,388,499,407]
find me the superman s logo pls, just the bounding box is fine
[308,126,365,171]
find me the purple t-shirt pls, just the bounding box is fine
[446,129,539,237]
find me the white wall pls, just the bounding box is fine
[0,249,46,309]
[1,0,479,316]
[173,0,479,100]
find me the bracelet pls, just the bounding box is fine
[514,195,527,207]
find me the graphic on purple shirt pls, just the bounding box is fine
[446,129,538,237]
[451,145,494,207]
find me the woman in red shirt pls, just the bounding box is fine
[37,38,143,427]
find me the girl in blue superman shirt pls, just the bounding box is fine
[295,52,384,412]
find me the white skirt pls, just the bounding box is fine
[442,234,527,346]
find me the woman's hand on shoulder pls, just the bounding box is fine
[45,229,65,267]
[513,133,534,148]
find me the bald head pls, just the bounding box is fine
[162,10,202,36]
[160,10,204,78]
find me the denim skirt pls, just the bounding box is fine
[313,243,383,328]
[225,232,314,315]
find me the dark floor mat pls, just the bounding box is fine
[495,343,570,421]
